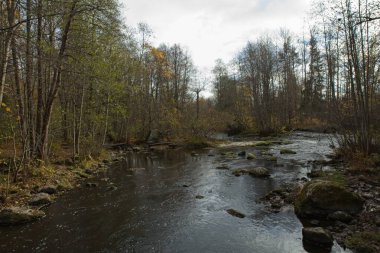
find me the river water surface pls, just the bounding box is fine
[0,132,350,253]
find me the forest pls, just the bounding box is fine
[0,0,379,252]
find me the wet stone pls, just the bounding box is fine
[247,153,256,160]
[226,209,246,218]
[29,193,52,206]
[216,165,229,170]
[0,207,45,226]
[302,227,333,247]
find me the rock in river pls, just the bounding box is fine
[302,227,333,247]
[295,180,364,219]
[0,207,45,225]
[280,149,297,155]
[233,167,270,178]
[246,153,256,160]
[216,164,229,170]
[226,209,246,218]
[29,193,52,206]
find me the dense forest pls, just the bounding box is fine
[1,0,379,165]
[0,0,380,252]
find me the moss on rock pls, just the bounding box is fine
[295,180,364,218]
[280,149,297,155]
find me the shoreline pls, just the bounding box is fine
[1,134,379,252]
[261,158,380,253]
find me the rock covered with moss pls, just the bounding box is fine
[233,167,270,178]
[0,207,45,225]
[28,193,52,206]
[295,180,364,218]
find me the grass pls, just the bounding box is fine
[346,232,380,253]
[0,148,111,208]
[308,170,348,186]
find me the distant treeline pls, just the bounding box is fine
[212,0,380,156]
[0,0,379,166]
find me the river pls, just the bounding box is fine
[0,132,350,253]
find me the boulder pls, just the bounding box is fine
[302,227,333,247]
[295,180,364,218]
[38,185,57,195]
[327,211,353,223]
[233,167,270,178]
[0,207,45,225]
[29,193,52,206]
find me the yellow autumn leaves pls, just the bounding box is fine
[1,102,11,113]
[150,47,173,79]
[151,47,165,61]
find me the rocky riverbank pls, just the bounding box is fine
[0,148,139,226]
[261,160,380,253]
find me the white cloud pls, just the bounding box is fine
[120,0,312,72]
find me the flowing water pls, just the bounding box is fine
[0,132,350,253]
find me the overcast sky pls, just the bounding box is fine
[121,0,312,73]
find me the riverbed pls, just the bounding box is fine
[0,132,350,253]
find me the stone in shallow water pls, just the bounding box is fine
[295,180,364,218]
[232,167,270,178]
[247,153,256,160]
[29,193,52,206]
[280,149,297,155]
[0,207,45,225]
[216,164,229,170]
[302,227,333,247]
[226,209,245,218]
